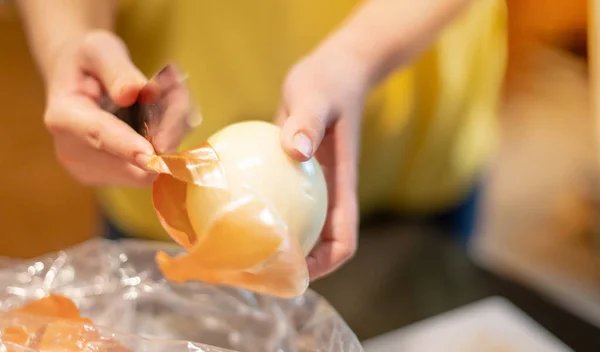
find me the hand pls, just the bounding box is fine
[276,45,370,280]
[43,31,190,187]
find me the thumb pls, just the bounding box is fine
[279,106,335,162]
[81,30,147,107]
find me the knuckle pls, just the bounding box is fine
[342,240,358,261]
[85,128,104,150]
[290,107,331,140]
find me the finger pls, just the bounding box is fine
[159,64,202,128]
[307,197,358,280]
[307,242,356,280]
[152,100,195,154]
[273,104,288,127]
[279,100,335,162]
[56,140,157,187]
[79,74,104,103]
[147,64,198,154]
[46,97,155,170]
[308,118,360,280]
[80,30,147,107]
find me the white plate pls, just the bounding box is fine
[363,297,572,352]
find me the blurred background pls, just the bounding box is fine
[1,0,599,351]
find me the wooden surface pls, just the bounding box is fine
[0,11,97,258]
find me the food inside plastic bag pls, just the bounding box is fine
[0,294,131,351]
[9,294,90,323]
[0,239,364,352]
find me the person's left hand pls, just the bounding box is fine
[276,44,371,280]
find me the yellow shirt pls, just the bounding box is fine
[99,0,507,241]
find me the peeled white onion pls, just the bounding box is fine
[186,121,328,256]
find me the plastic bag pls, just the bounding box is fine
[0,239,363,352]
[122,65,327,298]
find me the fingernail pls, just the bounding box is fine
[134,153,154,170]
[117,77,145,92]
[115,82,145,106]
[187,110,203,128]
[293,133,313,158]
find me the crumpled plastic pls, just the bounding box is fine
[0,239,363,352]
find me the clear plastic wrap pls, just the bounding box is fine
[0,239,364,352]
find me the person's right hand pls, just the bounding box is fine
[44,30,159,187]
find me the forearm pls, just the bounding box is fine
[15,0,117,81]
[320,0,471,87]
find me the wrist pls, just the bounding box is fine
[312,32,379,94]
[318,27,393,89]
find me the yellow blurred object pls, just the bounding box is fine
[151,122,326,297]
[0,4,96,259]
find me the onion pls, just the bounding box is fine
[149,121,328,297]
